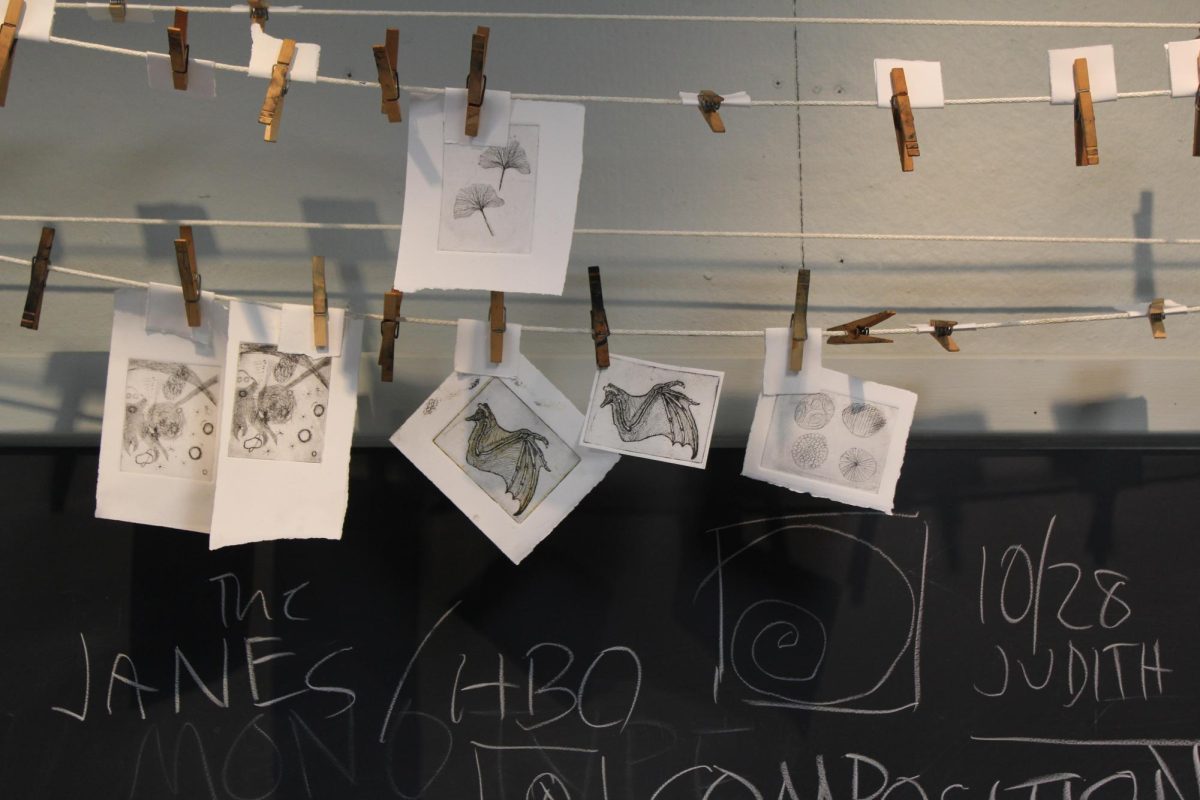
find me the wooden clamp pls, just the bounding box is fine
[465,25,490,136]
[488,291,506,364]
[788,268,810,371]
[827,311,896,345]
[588,265,610,369]
[890,67,919,172]
[248,0,268,28]
[0,0,24,108]
[258,38,296,143]
[109,0,126,22]
[1073,58,1099,166]
[372,27,402,123]
[697,90,726,133]
[167,8,189,91]
[173,225,202,327]
[378,289,403,382]
[930,319,959,352]
[1148,299,1167,339]
[1193,52,1199,157]
[312,256,328,349]
[20,226,53,330]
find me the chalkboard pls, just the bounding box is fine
[3,445,1200,800]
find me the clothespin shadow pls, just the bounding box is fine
[930,319,959,352]
[1148,299,1166,339]
[1193,51,1199,157]
[167,9,189,91]
[20,226,54,330]
[465,26,490,136]
[488,291,505,364]
[1073,58,1099,166]
[173,226,202,327]
[588,266,610,368]
[826,311,896,345]
[379,290,403,382]
[890,68,919,172]
[0,0,24,107]
[259,38,296,142]
[109,0,126,22]
[248,0,268,29]
[372,27,402,123]
[788,268,810,371]
[311,256,328,349]
[697,90,725,133]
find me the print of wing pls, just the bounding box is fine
[471,429,551,516]
[655,381,701,458]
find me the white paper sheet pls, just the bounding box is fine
[18,0,54,41]
[1048,45,1118,104]
[85,3,154,22]
[391,355,619,564]
[146,52,217,98]
[248,24,320,83]
[678,90,752,106]
[96,288,228,533]
[872,59,944,108]
[394,96,586,295]
[1165,39,1200,98]
[209,300,363,548]
[145,281,215,345]
[453,318,522,378]
[743,369,916,514]
[444,87,513,146]
[277,302,345,358]
[580,354,722,469]
[762,326,824,397]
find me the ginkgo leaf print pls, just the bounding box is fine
[453,183,506,236]
[478,138,532,190]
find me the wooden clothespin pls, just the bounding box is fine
[173,226,202,327]
[248,0,268,28]
[788,268,810,371]
[1073,58,1099,166]
[1148,299,1167,339]
[465,26,490,137]
[258,38,296,143]
[167,9,189,91]
[311,256,328,349]
[109,0,126,22]
[0,0,24,108]
[378,290,403,382]
[890,68,919,172]
[488,291,506,364]
[1192,52,1199,157]
[588,266,610,369]
[697,90,726,133]
[20,226,54,330]
[827,311,896,345]
[930,319,959,352]
[372,27,402,123]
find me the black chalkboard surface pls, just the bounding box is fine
[2,446,1200,800]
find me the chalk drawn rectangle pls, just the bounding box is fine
[227,343,331,464]
[471,744,604,800]
[119,359,220,481]
[438,124,538,254]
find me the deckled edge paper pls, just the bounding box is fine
[453,318,522,379]
[743,369,916,514]
[96,287,228,533]
[444,87,513,146]
[146,52,218,97]
[678,90,752,106]
[19,0,55,41]
[145,281,215,346]
[872,59,944,108]
[248,24,320,83]
[86,3,154,22]
[1165,40,1200,98]
[1048,45,1118,105]
[277,303,346,358]
[209,300,363,548]
[391,355,619,564]
[762,326,824,397]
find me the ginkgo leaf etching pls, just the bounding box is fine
[478,138,532,190]
[453,183,505,236]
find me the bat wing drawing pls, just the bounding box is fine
[601,379,700,458]
[464,403,551,516]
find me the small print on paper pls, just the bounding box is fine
[229,343,331,463]
[434,377,580,521]
[760,390,898,494]
[439,124,539,254]
[121,359,220,480]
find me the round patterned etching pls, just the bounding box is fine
[791,434,829,469]
[839,448,878,483]
[793,393,835,429]
[841,403,888,438]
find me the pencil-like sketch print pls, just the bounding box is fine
[839,448,878,482]
[120,359,219,480]
[228,343,331,463]
[791,434,828,469]
[464,402,550,516]
[842,402,888,437]
[600,380,700,458]
[439,124,539,255]
[793,393,835,429]
[479,138,532,190]
[454,183,505,237]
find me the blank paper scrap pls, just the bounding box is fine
[1165,39,1200,98]
[85,3,154,22]
[453,318,523,380]
[146,52,217,97]
[1048,45,1118,104]
[762,326,824,397]
[96,287,228,533]
[580,354,723,469]
[743,367,917,514]
[391,355,619,564]
[209,300,363,548]
[18,0,55,41]
[248,24,321,83]
[394,95,586,295]
[872,60,944,108]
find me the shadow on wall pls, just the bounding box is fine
[135,204,218,262]
[1132,190,1155,302]
[301,199,395,315]
[43,351,107,510]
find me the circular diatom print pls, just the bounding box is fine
[258,385,296,423]
[143,403,184,440]
[188,446,203,460]
[791,434,829,469]
[842,403,887,438]
[273,354,298,382]
[202,422,215,435]
[839,448,878,483]
[312,403,326,418]
[793,393,835,429]
[298,428,312,443]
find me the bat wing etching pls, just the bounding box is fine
[464,403,551,516]
[600,379,700,458]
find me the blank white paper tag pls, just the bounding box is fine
[1048,45,1117,104]
[248,24,320,83]
[678,90,752,106]
[762,327,825,396]
[873,59,944,108]
[85,3,154,22]
[146,52,217,97]
[19,0,55,41]
[1165,40,1200,98]
[453,318,522,379]
[277,303,345,358]
[145,281,215,345]
[443,87,513,146]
